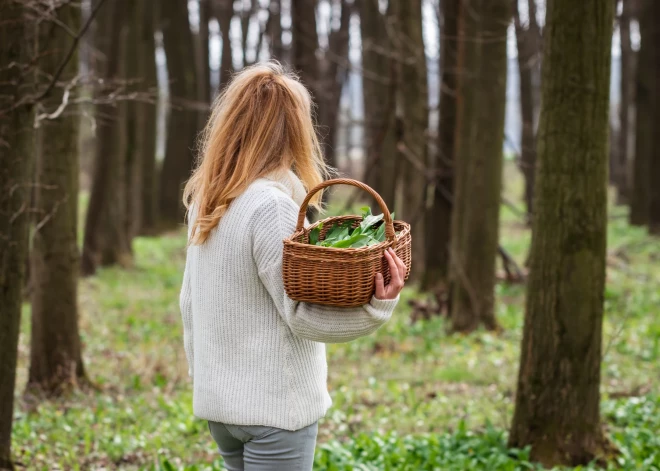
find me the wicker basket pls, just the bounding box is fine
[283,178,412,307]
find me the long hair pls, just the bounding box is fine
[183,62,328,245]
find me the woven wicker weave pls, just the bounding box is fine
[283,178,412,307]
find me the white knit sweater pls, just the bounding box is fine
[179,170,398,431]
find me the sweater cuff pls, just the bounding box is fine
[368,295,400,319]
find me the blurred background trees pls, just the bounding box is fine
[0,0,657,468]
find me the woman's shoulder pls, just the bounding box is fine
[240,178,300,214]
[241,179,301,243]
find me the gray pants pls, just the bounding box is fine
[208,421,318,471]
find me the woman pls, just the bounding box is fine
[179,62,407,470]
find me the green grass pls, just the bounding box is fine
[11,167,660,470]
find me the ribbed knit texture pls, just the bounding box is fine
[179,170,398,431]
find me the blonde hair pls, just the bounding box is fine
[183,62,329,245]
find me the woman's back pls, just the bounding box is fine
[178,62,405,469]
[183,173,331,430]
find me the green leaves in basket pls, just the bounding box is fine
[308,222,322,245]
[308,207,395,249]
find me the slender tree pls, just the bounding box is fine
[394,0,428,278]
[614,0,634,204]
[137,1,159,235]
[0,3,31,467]
[359,0,398,208]
[28,3,87,396]
[629,1,651,226]
[81,0,131,275]
[269,0,284,60]
[449,0,510,332]
[509,0,615,465]
[317,0,352,169]
[159,0,200,227]
[198,0,212,106]
[292,0,320,100]
[513,0,541,220]
[647,0,660,234]
[215,0,234,91]
[121,1,140,240]
[239,0,253,67]
[423,0,459,289]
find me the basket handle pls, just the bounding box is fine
[296,178,396,243]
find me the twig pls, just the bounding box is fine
[34,76,79,126]
[35,0,107,102]
[498,245,525,282]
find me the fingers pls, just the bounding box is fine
[392,249,407,278]
[374,272,385,299]
[383,249,401,287]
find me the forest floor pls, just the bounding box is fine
[11,167,660,470]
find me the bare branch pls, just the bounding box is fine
[34,75,79,126]
[35,0,108,102]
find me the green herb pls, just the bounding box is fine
[308,208,392,249]
[308,222,322,245]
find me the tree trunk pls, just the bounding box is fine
[240,2,252,67]
[513,0,541,221]
[359,0,398,209]
[292,0,320,98]
[629,3,651,226]
[28,2,87,397]
[215,0,234,91]
[509,0,615,466]
[269,0,283,60]
[121,2,140,241]
[158,0,200,228]
[198,0,212,106]
[317,0,351,169]
[647,0,660,234]
[0,4,31,467]
[81,0,132,276]
[423,0,459,290]
[449,0,510,332]
[137,1,159,235]
[394,0,428,279]
[615,0,634,204]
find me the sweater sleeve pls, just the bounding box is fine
[252,190,398,344]
[180,254,194,378]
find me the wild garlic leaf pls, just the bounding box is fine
[374,222,386,242]
[360,213,384,233]
[322,226,350,246]
[331,233,371,248]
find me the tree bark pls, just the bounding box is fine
[394,0,428,279]
[629,2,651,226]
[0,3,31,467]
[81,0,132,276]
[28,2,87,397]
[359,0,398,209]
[240,1,252,67]
[158,0,200,228]
[121,2,140,241]
[317,0,351,169]
[137,1,159,235]
[647,0,660,234]
[509,0,615,466]
[615,0,634,204]
[449,0,510,332]
[215,0,234,91]
[423,0,459,290]
[292,0,320,98]
[513,0,541,220]
[198,0,212,106]
[269,0,283,60]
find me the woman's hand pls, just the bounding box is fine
[375,247,407,300]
